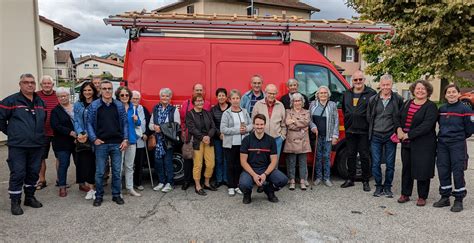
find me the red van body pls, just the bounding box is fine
[123,36,354,179]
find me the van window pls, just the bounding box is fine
[294,64,347,107]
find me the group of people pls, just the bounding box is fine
[1,70,472,216]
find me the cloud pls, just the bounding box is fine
[38,0,359,57]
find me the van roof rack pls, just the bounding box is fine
[104,11,394,42]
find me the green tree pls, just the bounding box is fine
[347,1,473,87]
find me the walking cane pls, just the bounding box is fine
[145,139,155,188]
[310,135,318,190]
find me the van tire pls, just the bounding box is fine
[335,146,370,180]
[173,153,185,183]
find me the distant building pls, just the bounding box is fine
[311,32,360,83]
[75,55,124,79]
[101,53,124,63]
[154,0,319,43]
[39,15,79,82]
[55,49,76,82]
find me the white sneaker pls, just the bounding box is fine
[85,190,95,200]
[235,188,243,195]
[161,183,173,193]
[324,180,333,187]
[314,179,322,185]
[128,189,142,197]
[153,183,164,191]
[228,188,235,196]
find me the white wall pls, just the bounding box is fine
[39,21,57,82]
[0,0,42,141]
[76,60,123,79]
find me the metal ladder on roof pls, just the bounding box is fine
[103,11,394,43]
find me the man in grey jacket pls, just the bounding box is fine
[241,75,265,114]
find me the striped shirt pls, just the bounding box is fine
[36,90,58,136]
[402,101,422,142]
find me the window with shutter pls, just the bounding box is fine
[341,46,346,62]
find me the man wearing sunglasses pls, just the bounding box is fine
[86,80,129,207]
[340,71,376,191]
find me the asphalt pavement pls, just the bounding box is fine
[0,139,473,241]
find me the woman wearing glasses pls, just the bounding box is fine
[115,86,141,197]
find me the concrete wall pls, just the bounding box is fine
[0,0,42,141]
[39,21,57,82]
[76,60,123,79]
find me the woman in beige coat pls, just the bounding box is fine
[283,93,311,190]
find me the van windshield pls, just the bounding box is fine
[294,64,347,107]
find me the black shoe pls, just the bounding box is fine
[24,196,43,208]
[266,191,279,203]
[203,184,218,191]
[112,196,125,205]
[450,200,463,212]
[340,180,354,188]
[11,199,23,216]
[181,182,190,190]
[363,181,371,192]
[195,188,207,196]
[257,186,264,193]
[433,197,450,208]
[384,188,393,198]
[243,193,252,204]
[373,186,384,197]
[93,198,103,207]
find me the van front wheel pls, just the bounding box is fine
[335,146,369,180]
[173,153,185,183]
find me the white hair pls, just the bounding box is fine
[56,87,70,95]
[132,90,141,98]
[160,88,173,98]
[286,78,298,86]
[380,74,393,83]
[290,92,305,108]
[41,75,54,83]
[315,86,331,98]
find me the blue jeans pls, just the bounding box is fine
[315,137,331,181]
[239,168,288,194]
[55,150,74,187]
[370,133,396,188]
[154,148,174,185]
[95,144,122,199]
[213,138,228,183]
[275,136,284,160]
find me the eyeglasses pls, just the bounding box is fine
[266,92,277,96]
[20,81,36,85]
[352,78,364,82]
[120,94,129,97]
[101,88,113,91]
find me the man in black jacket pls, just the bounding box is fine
[280,78,309,110]
[0,74,46,215]
[367,74,403,197]
[341,70,376,191]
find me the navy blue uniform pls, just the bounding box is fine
[239,132,288,194]
[437,101,473,199]
[0,92,46,199]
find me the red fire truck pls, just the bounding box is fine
[104,12,393,181]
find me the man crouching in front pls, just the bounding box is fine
[239,114,288,204]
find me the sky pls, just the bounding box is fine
[38,0,358,58]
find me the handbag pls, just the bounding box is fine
[147,133,156,150]
[181,101,194,159]
[75,140,92,152]
[181,137,194,159]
